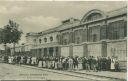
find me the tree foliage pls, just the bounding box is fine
[1,20,23,44]
[0,28,3,44]
[0,20,23,55]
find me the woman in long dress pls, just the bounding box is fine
[54,57,58,69]
[8,56,12,64]
[111,58,115,71]
[38,57,43,68]
[43,57,46,68]
[27,57,30,64]
[78,57,83,70]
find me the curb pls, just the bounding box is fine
[68,71,126,81]
[20,65,96,80]
[20,65,126,81]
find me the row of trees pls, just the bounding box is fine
[0,20,23,55]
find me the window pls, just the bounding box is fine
[124,21,127,37]
[88,27,92,42]
[113,31,119,39]
[69,32,73,43]
[74,30,78,43]
[82,29,87,42]
[93,34,97,42]
[64,39,67,45]
[108,20,125,40]
[39,39,42,43]
[86,13,102,22]
[77,37,80,44]
[33,39,36,43]
[50,36,53,41]
[100,25,107,40]
[56,35,61,44]
[44,38,47,42]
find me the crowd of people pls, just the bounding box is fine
[2,55,120,72]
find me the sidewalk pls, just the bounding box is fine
[70,70,127,80]
[21,65,127,80]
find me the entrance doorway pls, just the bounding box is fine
[44,48,47,56]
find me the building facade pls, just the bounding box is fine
[15,7,127,68]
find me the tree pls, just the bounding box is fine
[1,20,23,55]
[0,28,3,44]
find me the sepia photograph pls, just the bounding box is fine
[0,1,127,81]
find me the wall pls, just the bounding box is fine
[107,40,127,61]
[42,32,58,44]
[26,35,38,45]
[61,46,69,57]
[73,45,83,57]
[107,40,127,68]
[87,42,102,57]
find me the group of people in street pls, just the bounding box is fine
[2,55,120,72]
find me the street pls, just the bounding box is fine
[0,63,125,81]
[0,63,85,80]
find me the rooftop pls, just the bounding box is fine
[26,7,127,37]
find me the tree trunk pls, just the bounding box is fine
[4,43,7,55]
[13,42,16,55]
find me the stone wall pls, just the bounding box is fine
[107,40,127,69]
[87,42,102,57]
[107,40,127,61]
[61,46,70,57]
[73,45,84,57]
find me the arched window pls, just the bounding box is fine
[81,9,106,23]
[39,39,42,43]
[86,13,102,22]
[44,38,47,42]
[50,36,53,41]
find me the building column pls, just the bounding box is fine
[53,47,56,57]
[58,46,61,57]
[41,48,44,57]
[83,43,88,57]
[36,49,38,57]
[86,25,89,42]
[69,45,73,57]
[38,48,42,57]
[101,41,107,57]
[44,48,47,56]
[34,49,36,57]
[47,47,49,56]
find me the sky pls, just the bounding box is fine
[0,1,127,44]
